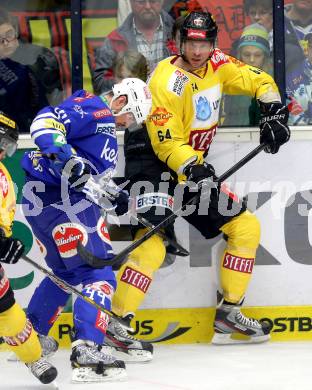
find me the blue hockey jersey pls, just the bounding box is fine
[22,90,118,187]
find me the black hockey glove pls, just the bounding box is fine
[184,163,216,185]
[0,230,24,264]
[103,186,130,216]
[63,156,91,191]
[259,101,290,154]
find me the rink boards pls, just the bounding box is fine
[2,137,312,346]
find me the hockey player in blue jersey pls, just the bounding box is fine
[21,78,152,383]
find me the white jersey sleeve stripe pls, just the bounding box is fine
[31,129,64,141]
[30,118,66,135]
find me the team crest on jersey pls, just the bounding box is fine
[52,223,88,258]
[149,107,173,126]
[191,85,221,129]
[195,96,211,121]
[97,217,112,246]
[168,69,189,96]
[0,168,9,198]
[189,126,217,151]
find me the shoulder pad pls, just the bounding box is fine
[210,49,230,72]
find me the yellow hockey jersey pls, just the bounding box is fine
[0,162,16,237]
[147,49,280,176]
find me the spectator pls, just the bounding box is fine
[11,39,64,106]
[243,0,273,52]
[285,0,312,73]
[285,0,312,52]
[113,49,149,83]
[287,31,312,125]
[223,23,272,126]
[0,8,49,132]
[93,0,175,94]
[0,8,64,132]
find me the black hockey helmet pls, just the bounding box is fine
[180,11,218,44]
[0,111,19,157]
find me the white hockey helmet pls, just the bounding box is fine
[110,78,152,124]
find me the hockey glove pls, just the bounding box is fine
[259,101,290,154]
[0,231,24,264]
[184,163,216,200]
[184,163,216,185]
[102,186,130,216]
[63,156,91,191]
[48,143,75,176]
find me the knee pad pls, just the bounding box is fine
[128,228,166,272]
[74,281,114,345]
[112,228,166,317]
[221,211,261,255]
[0,303,27,336]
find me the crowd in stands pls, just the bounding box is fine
[1,0,312,132]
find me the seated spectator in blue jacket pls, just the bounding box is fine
[0,8,63,132]
[92,0,175,94]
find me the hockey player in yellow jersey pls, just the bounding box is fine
[107,11,290,354]
[0,112,57,384]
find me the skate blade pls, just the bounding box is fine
[71,367,127,383]
[113,348,153,363]
[211,332,271,345]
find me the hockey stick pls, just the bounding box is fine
[83,178,189,257]
[78,143,266,268]
[21,254,129,327]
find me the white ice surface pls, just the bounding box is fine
[1,342,312,390]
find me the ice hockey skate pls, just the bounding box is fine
[38,334,59,358]
[105,314,153,363]
[70,339,126,383]
[7,334,59,362]
[212,294,271,345]
[26,357,58,384]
